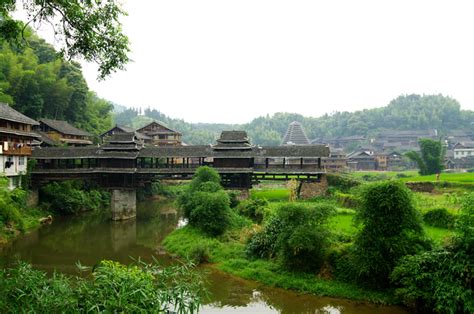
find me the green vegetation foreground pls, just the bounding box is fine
[0,260,204,313]
[164,168,473,313]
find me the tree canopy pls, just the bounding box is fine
[114,94,474,146]
[0,0,130,79]
[0,31,113,134]
[406,139,445,175]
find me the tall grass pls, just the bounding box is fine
[0,260,204,313]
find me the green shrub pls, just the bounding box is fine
[0,261,204,313]
[392,193,473,313]
[391,250,473,313]
[188,190,231,236]
[361,173,389,182]
[246,215,282,259]
[178,167,232,236]
[189,166,221,191]
[237,198,268,223]
[352,181,430,288]
[189,244,210,264]
[327,174,360,192]
[40,180,109,214]
[0,177,25,231]
[227,190,240,208]
[247,203,336,272]
[423,208,455,229]
[276,203,335,272]
[327,244,356,282]
[334,191,360,209]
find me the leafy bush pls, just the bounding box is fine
[352,181,430,288]
[327,244,356,282]
[178,167,231,236]
[188,190,231,236]
[327,174,360,192]
[0,177,25,231]
[189,166,221,191]
[391,194,474,313]
[276,203,335,272]
[247,203,336,272]
[361,173,389,182]
[391,250,472,313]
[237,198,268,223]
[423,208,455,229]
[0,261,204,313]
[334,191,360,209]
[246,215,283,259]
[40,180,109,214]
[227,190,240,208]
[189,244,210,264]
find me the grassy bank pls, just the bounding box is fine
[163,174,459,305]
[163,226,396,304]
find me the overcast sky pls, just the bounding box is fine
[21,1,474,123]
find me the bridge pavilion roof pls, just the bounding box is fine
[32,144,330,160]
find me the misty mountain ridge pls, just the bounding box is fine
[113,94,474,146]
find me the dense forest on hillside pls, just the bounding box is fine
[114,94,474,145]
[0,30,113,134]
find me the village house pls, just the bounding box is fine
[321,147,347,172]
[312,135,365,150]
[36,118,93,146]
[347,150,378,171]
[136,121,182,146]
[453,142,474,159]
[100,124,151,145]
[0,103,40,189]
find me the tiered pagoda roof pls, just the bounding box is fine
[281,121,310,145]
[101,132,143,151]
[213,131,252,150]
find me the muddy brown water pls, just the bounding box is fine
[0,200,408,313]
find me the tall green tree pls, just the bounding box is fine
[406,138,445,175]
[0,0,130,79]
[353,181,429,288]
[0,32,114,134]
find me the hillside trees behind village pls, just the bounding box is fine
[0,32,113,134]
[114,94,474,145]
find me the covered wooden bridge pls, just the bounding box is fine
[30,131,329,219]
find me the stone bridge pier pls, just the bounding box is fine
[111,189,137,221]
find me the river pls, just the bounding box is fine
[0,200,408,313]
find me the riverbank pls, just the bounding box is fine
[1,179,112,248]
[164,226,397,304]
[162,177,459,308]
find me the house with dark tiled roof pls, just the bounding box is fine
[136,121,182,146]
[453,142,474,159]
[100,124,151,145]
[321,147,347,172]
[36,118,93,146]
[0,103,40,188]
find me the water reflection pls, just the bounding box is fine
[1,200,179,271]
[0,200,409,314]
[200,268,408,314]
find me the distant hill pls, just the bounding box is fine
[113,94,474,146]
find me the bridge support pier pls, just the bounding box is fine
[298,175,328,199]
[111,189,136,221]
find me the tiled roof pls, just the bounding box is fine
[32,144,330,159]
[34,131,57,146]
[218,131,249,142]
[0,103,39,125]
[40,119,92,137]
[281,121,310,145]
